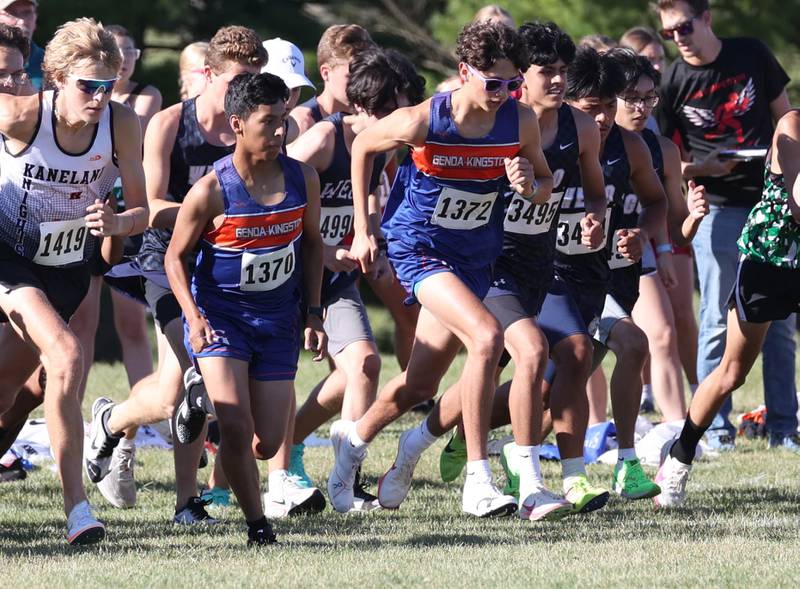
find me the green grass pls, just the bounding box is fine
[1,300,799,588]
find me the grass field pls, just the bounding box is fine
[1,298,799,588]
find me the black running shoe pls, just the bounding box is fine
[247,523,277,547]
[0,458,26,483]
[176,367,210,444]
[173,496,219,525]
[353,467,380,511]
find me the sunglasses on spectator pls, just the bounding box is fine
[467,64,523,93]
[659,18,696,40]
[69,75,118,95]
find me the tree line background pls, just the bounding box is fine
[36,0,800,107]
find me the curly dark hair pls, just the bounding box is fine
[606,47,661,91]
[224,72,288,120]
[456,20,528,73]
[518,21,575,67]
[566,46,626,101]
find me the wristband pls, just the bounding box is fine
[523,178,539,198]
[655,243,673,256]
[306,305,323,319]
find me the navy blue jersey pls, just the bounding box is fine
[193,153,307,314]
[318,112,385,302]
[382,91,519,270]
[495,103,581,290]
[554,124,631,294]
[139,98,234,272]
[299,95,324,124]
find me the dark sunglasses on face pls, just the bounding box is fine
[69,75,118,95]
[467,64,524,93]
[660,18,696,40]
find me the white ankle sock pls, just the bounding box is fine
[404,420,438,456]
[617,447,637,461]
[118,437,135,450]
[268,469,287,490]
[348,422,368,452]
[465,459,492,483]
[514,444,543,483]
[561,456,586,480]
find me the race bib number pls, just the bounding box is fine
[319,206,353,246]
[431,187,496,230]
[504,192,563,235]
[555,210,611,255]
[240,242,296,292]
[33,218,88,267]
[608,231,636,269]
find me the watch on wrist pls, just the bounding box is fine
[306,305,323,319]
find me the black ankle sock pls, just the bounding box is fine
[247,516,269,533]
[670,416,707,465]
[101,409,123,439]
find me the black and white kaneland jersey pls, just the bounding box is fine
[0,90,117,267]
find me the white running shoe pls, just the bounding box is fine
[462,478,517,518]
[327,420,365,513]
[84,397,122,483]
[97,443,137,509]
[377,428,421,509]
[264,472,326,518]
[66,500,105,545]
[654,442,692,508]
[518,485,573,521]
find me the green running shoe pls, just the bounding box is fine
[288,443,312,488]
[612,458,661,500]
[500,442,520,498]
[439,431,467,483]
[564,474,609,514]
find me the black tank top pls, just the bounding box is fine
[319,112,386,301]
[554,123,631,293]
[138,97,234,272]
[299,95,324,124]
[495,103,581,290]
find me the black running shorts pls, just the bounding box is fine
[729,257,800,323]
[0,240,91,323]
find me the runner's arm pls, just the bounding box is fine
[350,103,429,271]
[299,162,324,308]
[516,104,553,204]
[575,107,608,223]
[774,110,800,221]
[164,173,221,352]
[143,105,182,229]
[659,136,707,246]
[625,130,668,243]
[111,102,148,236]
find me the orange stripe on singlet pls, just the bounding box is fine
[411,142,520,181]
[204,206,306,249]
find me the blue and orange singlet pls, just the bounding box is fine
[383,91,519,270]
[192,153,307,314]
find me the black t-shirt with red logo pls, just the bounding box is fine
[658,37,789,207]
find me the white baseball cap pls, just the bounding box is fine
[262,38,315,90]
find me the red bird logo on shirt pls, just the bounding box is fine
[682,77,756,144]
